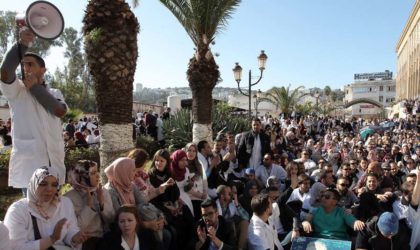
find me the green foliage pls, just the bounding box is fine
[259,85,306,118]
[162,108,193,149]
[162,103,250,150]
[212,102,250,135]
[64,147,100,171]
[295,102,316,116]
[86,27,103,45]
[0,149,11,169]
[63,108,83,123]
[135,135,162,158]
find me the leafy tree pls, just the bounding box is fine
[0,11,61,62]
[159,0,241,142]
[295,101,316,116]
[324,85,332,99]
[259,84,306,118]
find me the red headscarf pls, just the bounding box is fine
[170,150,187,182]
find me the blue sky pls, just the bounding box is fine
[2,0,416,91]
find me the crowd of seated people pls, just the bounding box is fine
[0,114,419,250]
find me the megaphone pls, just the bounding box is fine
[15,1,64,40]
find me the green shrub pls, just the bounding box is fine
[64,147,100,171]
[162,103,250,150]
[162,108,193,149]
[135,135,161,158]
[63,108,83,123]
[0,149,11,169]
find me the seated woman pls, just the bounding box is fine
[128,149,174,202]
[301,188,365,240]
[170,149,195,217]
[149,149,195,250]
[65,160,114,250]
[103,157,165,235]
[98,205,163,250]
[184,143,208,221]
[4,167,87,249]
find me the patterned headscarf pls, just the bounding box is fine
[104,157,136,205]
[170,150,187,182]
[28,166,60,206]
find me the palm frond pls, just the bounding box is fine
[160,0,241,46]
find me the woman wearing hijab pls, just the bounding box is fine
[104,157,170,248]
[104,157,147,211]
[64,160,114,249]
[170,149,194,217]
[184,143,208,221]
[148,149,195,250]
[74,131,88,148]
[4,167,88,249]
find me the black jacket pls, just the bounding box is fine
[196,216,237,250]
[237,131,271,169]
[98,228,163,250]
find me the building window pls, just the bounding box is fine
[379,86,383,91]
[379,96,383,102]
[369,88,372,92]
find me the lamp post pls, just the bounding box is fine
[253,89,262,117]
[233,50,268,118]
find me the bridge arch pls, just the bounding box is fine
[344,98,383,109]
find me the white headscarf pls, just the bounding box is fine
[28,166,61,206]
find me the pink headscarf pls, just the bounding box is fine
[104,157,136,205]
[170,150,187,182]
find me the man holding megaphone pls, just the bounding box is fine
[0,26,67,194]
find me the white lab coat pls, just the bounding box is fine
[4,197,80,250]
[248,214,283,250]
[0,79,66,188]
[0,221,11,250]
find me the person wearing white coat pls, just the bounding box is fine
[0,221,11,250]
[248,193,283,250]
[4,167,87,250]
[0,28,67,191]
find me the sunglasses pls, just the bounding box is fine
[338,183,348,187]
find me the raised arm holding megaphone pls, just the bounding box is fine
[0,1,67,193]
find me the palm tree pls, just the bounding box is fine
[83,0,139,179]
[259,84,306,118]
[159,0,241,142]
[324,85,332,100]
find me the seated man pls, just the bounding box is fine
[196,199,237,250]
[355,212,409,250]
[216,185,249,250]
[301,188,365,240]
[248,193,283,250]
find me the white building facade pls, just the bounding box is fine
[344,71,396,117]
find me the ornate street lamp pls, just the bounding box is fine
[233,50,268,118]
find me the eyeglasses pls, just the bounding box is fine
[350,162,357,165]
[383,168,390,172]
[342,168,351,171]
[338,183,348,187]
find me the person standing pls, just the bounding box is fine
[237,118,271,170]
[0,27,67,192]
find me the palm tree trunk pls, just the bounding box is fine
[83,0,139,182]
[188,48,219,143]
